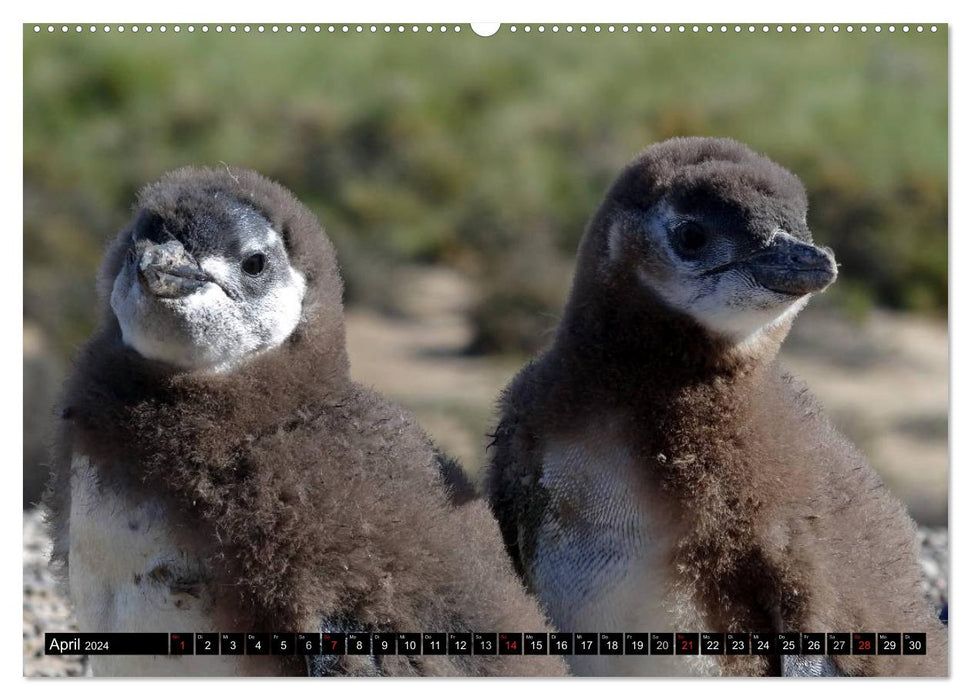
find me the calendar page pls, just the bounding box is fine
[22,16,948,681]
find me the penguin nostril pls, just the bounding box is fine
[791,246,826,266]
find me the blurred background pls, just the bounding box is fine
[23,26,947,674]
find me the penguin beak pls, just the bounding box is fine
[135,239,214,299]
[741,234,837,296]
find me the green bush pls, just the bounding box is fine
[24,27,947,357]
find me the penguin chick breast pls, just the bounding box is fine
[67,455,281,676]
[530,424,720,676]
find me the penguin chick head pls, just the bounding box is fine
[596,137,837,347]
[105,168,340,373]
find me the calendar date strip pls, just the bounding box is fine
[45,631,927,656]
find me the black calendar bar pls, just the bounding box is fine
[473,632,497,655]
[296,633,320,654]
[777,632,801,655]
[701,632,724,655]
[423,633,447,655]
[373,632,397,654]
[45,633,169,655]
[801,632,825,655]
[44,631,928,656]
[221,633,244,654]
[498,632,523,655]
[676,633,699,655]
[751,632,774,655]
[196,633,219,655]
[575,633,598,654]
[853,633,876,655]
[170,632,193,655]
[550,632,574,655]
[321,633,346,655]
[347,632,371,655]
[877,632,901,655]
[524,632,549,655]
[447,632,471,655]
[272,633,296,655]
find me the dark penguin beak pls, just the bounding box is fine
[742,234,837,296]
[135,239,214,298]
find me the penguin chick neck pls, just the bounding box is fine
[557,266,789,396]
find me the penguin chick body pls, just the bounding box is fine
[485,138,946,677]
[44,167,567,677]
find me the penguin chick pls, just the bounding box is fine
[44,167,568,677]
[485,137,946,677]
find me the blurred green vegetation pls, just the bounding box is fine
[24,26,947,358]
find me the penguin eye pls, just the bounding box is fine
[671,221,709,258]
[242,253,267,276]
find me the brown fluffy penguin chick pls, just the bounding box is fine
[43,167,567,677]
[485,137,946,677]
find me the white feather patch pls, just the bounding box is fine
[531,428,719,676]
[110,235,306,374]
[67,454,244,675]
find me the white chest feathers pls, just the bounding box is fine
[529,432,718,676]
[67,454,244,676]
